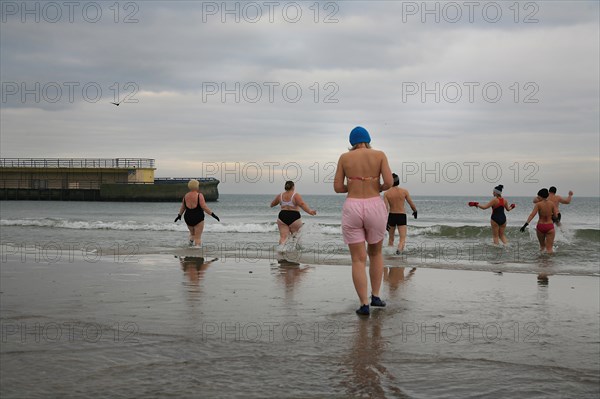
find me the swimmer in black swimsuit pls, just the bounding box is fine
[383,173,417,254]
[174,179,220,247]
[471,184,515,245]
[270,181,317,247]
[184,194,205,226]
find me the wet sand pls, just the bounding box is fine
[1,254,599,398]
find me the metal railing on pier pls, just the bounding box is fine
[0,158,155,169]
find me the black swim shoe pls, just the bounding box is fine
[355,304,370,316]
[370,295,386,307]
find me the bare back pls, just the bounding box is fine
[547,193,560,209]
[335,148,392,198]
[536,200,556,224]
[385,187,410,213]
[279,191,300,211]
[184,191,203,208]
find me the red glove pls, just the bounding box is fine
[510,203,516,209]
[468,202,479,207]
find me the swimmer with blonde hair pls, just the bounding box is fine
[174,179,220,247]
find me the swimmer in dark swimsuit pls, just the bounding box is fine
[270,181,317,247]
[472,185,515,245]
[174,179,220,248]
[384,173,417,254]
[521,188,559,254]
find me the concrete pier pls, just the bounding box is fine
[0,158,219,202]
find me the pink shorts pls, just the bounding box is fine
[342,197,388,245]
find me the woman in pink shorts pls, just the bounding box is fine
[334,126,394,316]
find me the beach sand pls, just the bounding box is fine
[1,253,598,398]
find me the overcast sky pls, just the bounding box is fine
[1,1,598,196]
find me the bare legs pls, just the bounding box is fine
[276,218,303,245]
[388,225,408,252]
[276,219,289,245]
[398,225,407,251]
[490,221,508,245]
[187,221,205,246]
[536,228,555,254]
[498,223,508,245]
[349,240,384,305]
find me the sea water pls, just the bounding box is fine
[1,195,598,275]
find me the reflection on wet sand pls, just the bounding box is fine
[178,256,218,300]
[342,312,407,399]
[384,266,416,299]
[271,258,312,292]
[536,254,555,286]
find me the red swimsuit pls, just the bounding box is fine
[536,223,554,234]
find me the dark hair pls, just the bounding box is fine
[537,188,549,199]
[549,186,557,193]
[284,181,294,191]
[392,173,400,187]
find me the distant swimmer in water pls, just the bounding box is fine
[270,181,316,248]
[383,173,417,254]
[521,188,559,254]
[533,186,573,226]
[469,184,516,245]
[174,179,220,248]
[334,126,393,316]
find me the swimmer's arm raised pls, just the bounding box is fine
[478,199,495,210]
[559,191,573,204]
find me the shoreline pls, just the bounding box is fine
[4,239,598,277]
[2,253,599,398]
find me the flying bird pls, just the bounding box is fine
[110,101,121,106]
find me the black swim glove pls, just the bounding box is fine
[211,212,220,222]
[520,222,529,232]
[412,211,418,219]
[174,214,182,223]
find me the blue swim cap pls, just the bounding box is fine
[349,126,371,146]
